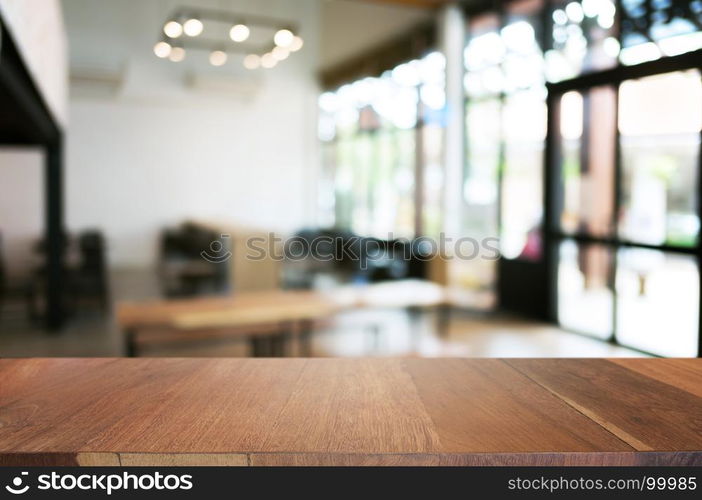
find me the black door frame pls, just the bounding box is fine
[0,19,65,330]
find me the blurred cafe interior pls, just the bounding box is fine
[0,0,701,359]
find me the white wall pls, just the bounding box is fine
[62,0,321,267]
[0,150,43,283]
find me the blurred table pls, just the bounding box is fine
[1,358,701,466]
[117,289,341,356]
[116,280,450,357]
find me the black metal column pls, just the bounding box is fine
[698,109,702,358]
[543,89,560,324]
[45,135,65,330]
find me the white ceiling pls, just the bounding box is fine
[61,0,435,79]
[319,0,433,70]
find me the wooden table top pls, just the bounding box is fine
[116,290,335,330]
[1,358,701,466]
[116,280,447,332]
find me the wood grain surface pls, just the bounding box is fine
[116,280,447,331]
[116,290,337,330]
[1,358,701,466]
[506,359,702,452]
[610,358,702,398]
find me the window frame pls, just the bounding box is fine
[544,48,702,357]
[461,0,702,355]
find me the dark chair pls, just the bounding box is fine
[282,228,429,288]
[25,229,109,320]
[69,230,109,312]
[355,237,428,283]
[158,222,228,297]
[282,228,356,288]
[25,231,72,321]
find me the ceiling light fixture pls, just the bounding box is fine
[169,47,186,62]
[230,23,250,42]
[183,18,204,37]
[274,29,294,47]
[289,36,304,52]
[209,50,227,66]
[261,52,277,68]
[163,20,183,38]
[154,9,302,68]
[272,46,289,61]
[154,41,172,58]
[243,54,261,69]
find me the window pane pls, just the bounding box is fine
[464,99,500,235]
[319,50,447,238]
[318,142,337,227]
[422,124,444,238]
[559,91,584,233]
[616,249,699,357]
[369,131,409,238]
[621,0,702,64]
[559,86,616,237]
[460,99,501,304]
[464,14,503,98]
[558,239,614,339]
[546,0,618,82]
[618,70,702,247]
[393,129,416,238]
[502,0,545,92]
[334,138,355,230]
[501,88,547,260]
[350,134,374,236]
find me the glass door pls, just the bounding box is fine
[551,69,702,357]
